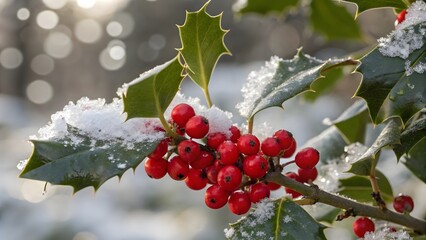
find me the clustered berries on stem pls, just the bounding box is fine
[144,103,322,215]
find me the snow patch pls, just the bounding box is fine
[363,227,412,240]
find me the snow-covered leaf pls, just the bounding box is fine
[20,125,160,192]
[402,138,426,183]
[233,0,298,15]
[122,57,184,119]
[349,118,401,175]
[310,0,362,40]
[393,117,426,159]
[339,170,394,202]
[356,22,426,125]
[225,198,326,240]
[343,0,407,16]
[178,1,230,103]
[331,100,369,143]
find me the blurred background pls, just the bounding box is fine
[1,0,422,239]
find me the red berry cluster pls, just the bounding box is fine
[144,103,321,215]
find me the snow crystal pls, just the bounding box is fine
[116,163,127,169]
[249,198,276,227]
[236,56,282,118]
[378,1,426,59]
[283,215,292,223]
[31,97,165,148]
[16,159,28,170]
[224,227,235,239]
[256,231,266,237]
[363,228,412,240]
[405,60,426,76]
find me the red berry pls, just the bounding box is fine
[206,161,224,184]
[396,9,407,25]
[266,181,281,191]
[295,147,320,169]
[249,182,270,203]
[285,171,301,182]
[217,141,240,165]
[148,139,168,159]
[261,137,282,157]
[207,132,227,149]
[185,168,208,190]
[285,187,302,198]
[237,134,260,155]
[243,155,268,179]
[228,190,251,215]
[229,126,241,143]
[273,130,293,150]
[185,115,209,139]
[177,140,201,163]
[167,156,189,180]
[204,185,230,209]
[282,138,296,158]
[298,167,318,183]
[393,194,414,213]
[353,217,375,238]
[171,103,195,127]
[190,150,215,169]
[144,157,168,179]
[217,165,242,192]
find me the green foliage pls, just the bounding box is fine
[403,138,426,183]
[343,0,408,16]
[339,171,394,202]
[310,0,362,40]
[122,57,184,119]
[331,100,369,143]
[20,126,160,192]
[393,117,426,159]
[304,67,343,102]
[235,0,298,15]
[226,199,326,240]
[178,1,230,104]
[356,23,426,125]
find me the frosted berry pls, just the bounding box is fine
[148,139,168,159]
[190,150,215,169]
[207,132,227,149]
[298,167,318,183]
[243,155,268,179]
[273,130,293,150]
[171,103,195,127]
[229,126,241,143]
[393,194,414,213]
[167,156,189,180]
[217,165,242,192]
[144,157,168,179]
[249,182,270,203]
[177,140,201,163]
[237,134,260,155]
[353,217,375,238]
[217,141,240,165]
[228,190,251,215]
[295,147,319,169]
[282,138,296,158]
[185,115,209,139]
[261,137,282,157]
[266,181,281,191]
[185,168,208,190]
[204,185,230,209]
[396,9,407,25]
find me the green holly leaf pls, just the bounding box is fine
[303,67,344,102]
[393,117,426,159]
[122,57,184,119]
[402,138,426,183]
[20,126,160,192]
[178,1,231,105]
[302,126,348,163]
[237,50,350,121]
[331,100,369,143]
[226,198,326,240]
[310,0,362,40]
[349,118,401,175]
[339,170,394,202]
[234,0,298,15]
[356,23,426,125]
[343,0,408,16]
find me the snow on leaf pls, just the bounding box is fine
[226,198,326,240]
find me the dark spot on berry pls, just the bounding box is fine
[225,176,231,182]
[210,198,216,203]
[177,173,184,179]
[185,146,192,153]
[260,162,266,169]
[200,170,207,179]
[249,140,256,147]
[202,117,209,125]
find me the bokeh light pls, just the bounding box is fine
[44,31,73,59]
[99,40,126,70]
[36,10,59,30]
[75,19,103,44]
[137,42,159,62]
[106,21,123,37]
[149,34,166,51]
[268,24,300,57]
[30,54,55,75]
[0,47,23,69]
[26,80,54,104]
[16,8,30,21]
[20,181,49,203]
[76,0,96,9]
[43,0,67,10]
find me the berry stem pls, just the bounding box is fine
[158,113,179,139]
[266,172,426,234]
[203,88,213,108]
[281,160,295,169]
[369,157,387,210]
[248,117,253,134]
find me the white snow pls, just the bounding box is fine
[224,227,235,239]
[249,198,276,226]
[405,60,426,76]
[283,215,292,223]
[363,227,412,240]
[378,1,426,59]
[232,0,247,12]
